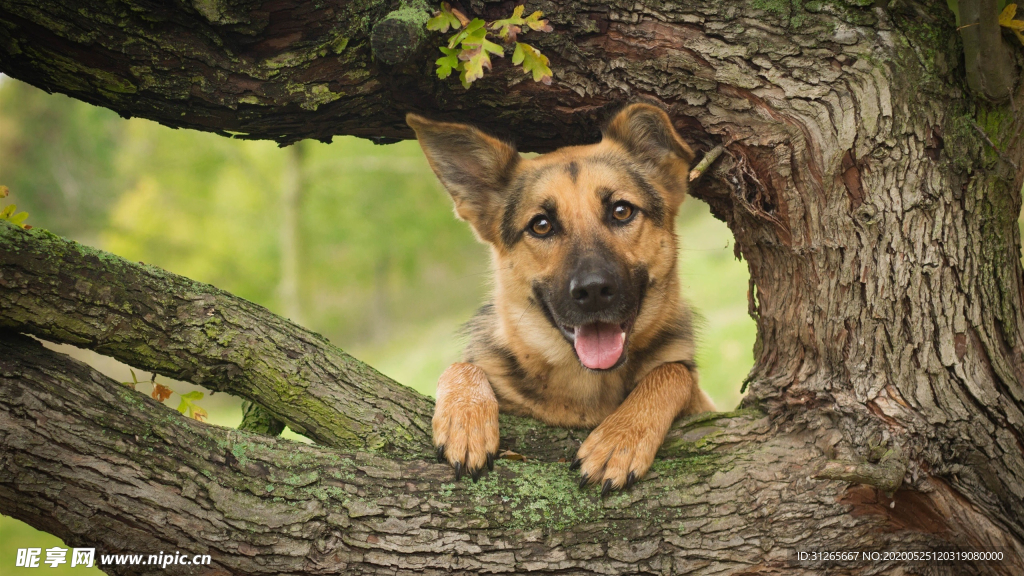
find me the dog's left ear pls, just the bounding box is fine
[407,114,520,244]
[603,103,694,205]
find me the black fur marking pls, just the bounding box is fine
[585,155,665,226]
[500,165,556,248]
[566,161,580,183]
[461,303,495,338]
[675,358,698,373]
[512,375,549,404]
[532,282,571,345]
[460,303,498,364]
[461,300,548,404]
[624,166,665,226]
[634,266,650,321]
[539,198,558,220]
[493,346,528,381]
[634,315,691,365]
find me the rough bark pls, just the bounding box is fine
[5,331,1022,576]
[0,224,580,463]
[2,0,1024,574]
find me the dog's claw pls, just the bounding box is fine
[436,445,446,463]
[578,473,590,489]
[453,461,463,481]
[601,479,614,497]
[486,452,495,472]
[569,458,581,470]
[625,471,637,489]
[471,468,482,482]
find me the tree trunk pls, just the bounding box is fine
[2,0,1024,574]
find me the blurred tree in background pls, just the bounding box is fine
[0,77,124,243]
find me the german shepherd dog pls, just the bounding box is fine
[407,103,715,494]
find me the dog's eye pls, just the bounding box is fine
[611,201,635,222]
[528,216,554,238]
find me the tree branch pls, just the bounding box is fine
[238,400,286,437]
[11,331,1018,575]
[959,0,1018,103]
[0,0,611,149]
[0,222,593,463]
[0,221,435,455]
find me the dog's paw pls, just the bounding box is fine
[433,363,500,482]
[572,408,665,495]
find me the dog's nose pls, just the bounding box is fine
[570,271,617,312]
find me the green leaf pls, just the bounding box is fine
[448,17,486,48]
[429,6,551,89]
[999,3,1024,45]
[177,390,206,420]
[1,204,15,219]
[435,46,460,79]
[9,211,28,225]
[460,46,490,84]
[450,19,502,87]
[121,368,140,389]
[463,18,486,35]
[427,2,462,33]
[481,37,504,56]
[513,42,552,84]
[523,10,553,32]
[491,5,526,39]
[0,185,8,199]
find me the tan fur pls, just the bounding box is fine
[410,104,715,491]
[575,363,708,487]
[432,363,500,477]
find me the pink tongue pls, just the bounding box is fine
[574,323,625,370]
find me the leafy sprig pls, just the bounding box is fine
[427,3,553,88]
[999,4,1024,45]
[0,186,32,230]
[122,369,208,422]
[178,391,209,422]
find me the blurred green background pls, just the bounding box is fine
[2,71,1022,574]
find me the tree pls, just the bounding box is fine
[2,0,1023,574]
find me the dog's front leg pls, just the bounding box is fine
[573,363,710,494]
[433,362,500,481]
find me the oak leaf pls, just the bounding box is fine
[152,383,173,402]
[513,42,552,84]
[999,4,1024,45]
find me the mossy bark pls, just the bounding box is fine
[6,332,1021,575]
[0,224,584,461]
[2,0,1024,574]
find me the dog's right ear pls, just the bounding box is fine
[407,114,520,243]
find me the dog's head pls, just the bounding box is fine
[408,104,693,371]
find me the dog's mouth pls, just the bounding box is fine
[557,319,634,371]
[532,280,645,372]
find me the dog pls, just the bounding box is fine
[407,103,715,494]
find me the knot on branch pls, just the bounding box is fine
[371,1,432,65]
[239,400,285,437]
[190,0,257,26]
[815,446,908,496]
